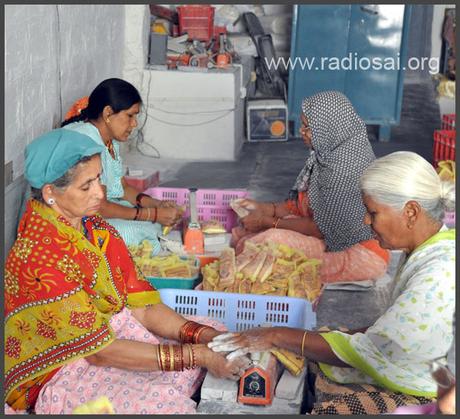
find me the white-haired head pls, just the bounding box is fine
[360,151,455,223]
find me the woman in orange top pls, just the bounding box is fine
[232,91,389,283]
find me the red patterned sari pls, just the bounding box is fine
[4,199,160,411]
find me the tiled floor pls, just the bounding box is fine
[124,78,443,202]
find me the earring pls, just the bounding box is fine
[48,198,55,205]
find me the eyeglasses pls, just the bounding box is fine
[430,358,456,388]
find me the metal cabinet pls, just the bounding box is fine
[288,4,411,141]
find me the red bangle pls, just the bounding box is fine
[271,202,276,217]
[133,206,140,220]
[152,207,158,223]
[194,326,210,344]
[136,193,150,208]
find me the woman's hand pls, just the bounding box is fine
[437,384,456,414]
[195,344,252,381]
[208,328,275,360]
[237,199,276,217]
[240,212,272,233]
[159,200,177,209]
[156,207,181,226]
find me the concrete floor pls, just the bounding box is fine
[124,78,442,203]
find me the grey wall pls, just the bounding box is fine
[4,4,125,254]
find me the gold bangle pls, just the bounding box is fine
[179,345,184,372]
[169,344,175,371]
[190,344,197,369]
[185,344,196,369]
[156,345,162,370]
[162,344,171,371]
[301,331,308,357]
[159,344,166,371]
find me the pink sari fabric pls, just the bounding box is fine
[34,308,225,414]
[232,227,387,284]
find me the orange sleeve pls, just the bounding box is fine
[359,239,390,263]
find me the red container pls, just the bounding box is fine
[124,171,160,191]
[433,129,456,167]
[177,5,215,42]
[441,113,456,130]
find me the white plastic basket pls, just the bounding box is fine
[159,289,316,332]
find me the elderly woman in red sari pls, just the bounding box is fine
[4,129,249,414]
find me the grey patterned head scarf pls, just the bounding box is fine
[293,91,375,252]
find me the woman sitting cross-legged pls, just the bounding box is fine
[4,128,249,414]
[210,151,455,414]
[232,91,389,284]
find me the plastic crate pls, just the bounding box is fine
[433,130,456,167]
[441,113,456,130]
[144,187,248,232]
[177,5,215,42]
[147,275,201,290]
[159,288,316,332]
[444,211,455,228]
[145,258,200,290]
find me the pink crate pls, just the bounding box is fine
[144,187,249,232]
[444,211,455,228]
[442,114,456,130]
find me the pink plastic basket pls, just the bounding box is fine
[444,211,455,228]
[144,187,248,232]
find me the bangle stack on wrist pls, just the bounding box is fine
[156,343,197,371]
[179,320,212,344]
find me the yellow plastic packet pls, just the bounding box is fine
[202,219,226,234]
[73,396,115,414]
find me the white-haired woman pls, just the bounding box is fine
[209,151,455,414]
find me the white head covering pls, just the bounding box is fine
[293,91,375,251]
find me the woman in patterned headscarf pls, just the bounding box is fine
[232,91,389,284]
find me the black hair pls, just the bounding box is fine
[31,155,95,203]
[61,78,142,127]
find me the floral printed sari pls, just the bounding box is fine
[5,199,160,411]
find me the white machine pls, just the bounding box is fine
[246,99,288,142]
